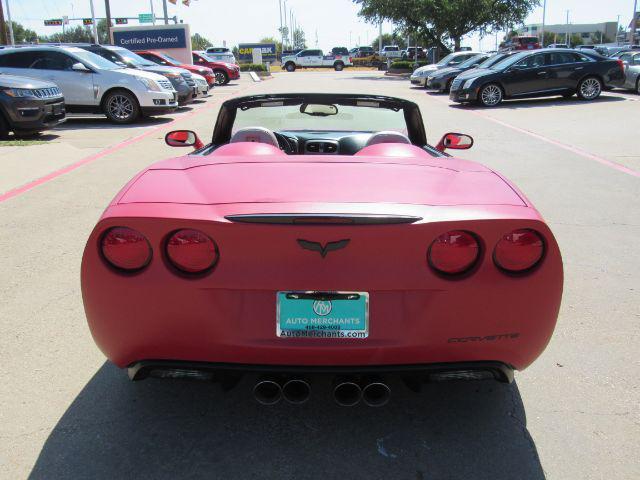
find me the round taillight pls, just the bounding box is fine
[101,227,152,271]
[166,229,218,273]
[494,229,544,273]
[428,230,480,275]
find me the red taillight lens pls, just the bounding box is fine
[494,229,544,273]
[101,227,152,271]
[166,229,218,273]
[428,230,480,275]
[617,59,624,71]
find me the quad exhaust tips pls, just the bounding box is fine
[253,378,311,405]
[254,377,390,406]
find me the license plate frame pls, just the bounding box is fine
[276,291,369,339]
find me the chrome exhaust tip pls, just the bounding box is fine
[333,381,362,407]
[282,379,311,404]
[362,382,391,407]
[253,379,282,405]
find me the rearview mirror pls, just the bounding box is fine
[165,130,204,149]
[435,132,474,152]
[71,62,91,72]
[300,103,338,116]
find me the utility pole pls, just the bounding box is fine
[278,0,283,58]
[0,0,8,46]
[5,0,14,45]
[378,21,382,54]
[632,0,638,45]
[104,0,112,43]
[540,0,546,47]
[162,0,169,25]
[566,10,570,46]
[150,0,156,25]
[89,0,99,43]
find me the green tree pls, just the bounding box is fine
[191,33,212,50]
[292,28,306,49]
[260,36,283,55]
[354,0,539,52]
[4,21,39,43]
[370,32,406,49]
[42,25,94,43]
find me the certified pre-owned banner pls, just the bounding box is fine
[113,28,187,50]
[238,43,276,63]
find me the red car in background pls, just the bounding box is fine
[500,36,541,52]
[136,50,216,87]
[192,51,240,85]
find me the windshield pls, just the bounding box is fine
[159,52,181,64]
[436,53,457,66]
[112,48,156,67]
[458,54,485,68]
[477,54,507,68]
[490,52,527,70]
[70,50,122,70]
[232,102,407,135]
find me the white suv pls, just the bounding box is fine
[0,46,178,123]
[205,47,237,64]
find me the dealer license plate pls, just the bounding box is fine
[277,291,369,339]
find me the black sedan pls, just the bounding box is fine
[449,49,625,107]
[426,53,490,92]
[0,73,65,137]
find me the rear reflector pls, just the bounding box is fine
[428,230,480,275]
[166,229,218,273]
[101,227,152,271]
[494,229,544,273]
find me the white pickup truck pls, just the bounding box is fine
[282,49,352,72]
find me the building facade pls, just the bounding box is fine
[518,22,618,45]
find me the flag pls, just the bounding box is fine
[168,0,177,4]
[182,0,191,5]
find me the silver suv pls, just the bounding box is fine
[0,46,177,123]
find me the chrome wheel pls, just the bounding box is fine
[214,71,227,85]
[107,94,134,121]
[579,77,601,100]
[480,84,502,106]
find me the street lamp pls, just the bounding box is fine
[565,10,570,46]
[541,0,546,47]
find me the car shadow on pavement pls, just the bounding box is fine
[59,116,175,130]
[448,94,626,110]
[341,74,411,82]
[29,362,545,480]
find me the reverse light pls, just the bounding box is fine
[428,230,480,275]
[101,227,152,271]
[166,229,218,273]
[494,229,544,273]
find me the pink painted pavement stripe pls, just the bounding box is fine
[0,85,251,204]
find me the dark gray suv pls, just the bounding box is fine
[0,73,65,137]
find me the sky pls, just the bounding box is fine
[5,0,639,51]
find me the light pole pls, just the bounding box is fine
[104,0,112,43]
[162,0,168,25]
[616,14,621,44]
[632,0,638,45]
[540,0,546,47]
[278,0,283,59]
[565,10,570,46]
[5,0,15,45]
[89,0,99,44]
[150,0,156,25]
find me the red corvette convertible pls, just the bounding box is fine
[81,94,563,406]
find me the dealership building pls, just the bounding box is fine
[518,21,618,44]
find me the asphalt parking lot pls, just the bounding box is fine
[1,71,639,480]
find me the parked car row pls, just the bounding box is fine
[411,48,632,106]
[0,44,240,137]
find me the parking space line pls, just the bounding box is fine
[0,85,252,204]
[429,95,640,178]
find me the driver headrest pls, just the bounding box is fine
[230,127,279,148]
[364,131,411,147]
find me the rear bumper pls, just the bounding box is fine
[128,359,515,383]
[82,211,563,372]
